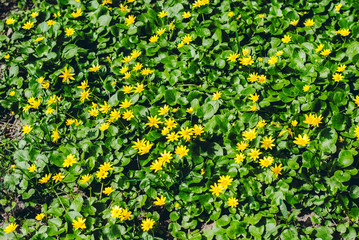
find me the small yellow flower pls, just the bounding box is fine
[31,12,39,18]
[320,49,331,56]
[72,218,86,231]
[102,186,114,196]
[304,19,315,27]
[141,218,155,231]
[154,195,166,206]
[4,54,10,59]
[6,18,15,25]
[228,12,234,18]
[182,34,193,44]
[149,35,159,43]
[290,19,299,26]
[125,15,136,26]
[212,91,221,100]
[22,125,32,134]
[35,213,46,221]
[65,28,75,36]
[9,91,15,96]
[22,21,34,30]
[268,56,278,65]
[335,4,342,11]
[281,35,291,43]
[35,36,45,42]
[52,172,65,182]
[28,164,36,172]
[46,20,56,26]
[182,11,191,19]
[89,64,100,72]
[186,107,193,114]
[4,223,18,234]
[303,85,310,92]
[158,11,167,18]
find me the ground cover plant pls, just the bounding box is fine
[1,0,359,239]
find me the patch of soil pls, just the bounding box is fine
[0,111,22,143]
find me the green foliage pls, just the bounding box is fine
[1,0,359,239]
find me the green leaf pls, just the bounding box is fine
[349,185,359,199]
[319,128,337,154]
[337,150,354,168]
[62,44,78,59]
[165,89,180,106]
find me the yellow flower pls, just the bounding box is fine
[72,218,86,231]
[158,11,167,18]
[63,154,77,168]
[210,183,224,196]
[11,165,15,170]
[276,50,284,56]
[80,174,92,184]
[99,162,113,172]
[35,36,45,42]
[182,11,191,19]
[271,163,283,177]
[156,28,166,36]
[259,156,274,168]
[28,164,36,172]
[103,186,114,196]
[22,21,34,30]
[236,141,248,151]
[315,44,324,53]
[52,172,65,182]
[239,56,254,66]
[218,175,233,189]
[182,34,193,44]
[89,64,100,72]
[96,170,109,180]
[257,120,267,128]
[227,53,239,62]
[336,29,350,37]
[65,27,75,36]
[248,148,262,161]
[149,35,159,43]
[293,134,310,146]
[228,12,234,18]
[46,20,56,26]
[336,64,347,72]
[332,73,343,82]
[291,120,298,126]
[290,19,299,26]
[131,50,141,58]
[59,67,75,84]
[6,18,15,25]
[99,122,110,131]
[320,49,331,56]
[146,115,162,128]
[150,160,163,172]
[242,128,257,141]
[154,195,166,206]
[22,125,32,134]
[140,68,154,75]
[335,4,342,11]
[9,91,15,96]
[123,109,134,121]
[4,223,18,234]
[39,174,52,184]
[304,19,315,27]
[303,85,310,92]
[122,85,133,94]
[79,89,91,103]
[71,8,83,18]
[192,124,204,135]
[158,105,170,115]
[212,91,221,100]
[166,132,179,142]
[111,206,123,218]
[227,197,239,208]
[35,213,45,221]
[125,15,136,26]
[235,153,245,164]
[122,56,133,63]
[31,12,39,18]
[175,145,189,158]
[261,136,275,150]
[248,93,259,103]
[4,54,10,59]
[179,127,193,141]
[186,107,194,113]
[141,218,155,231]
[281,35,291,43]
[268,56,278,65]
[119,4,130,12]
